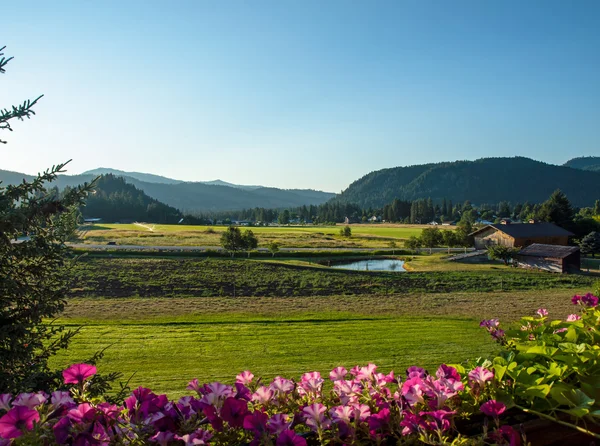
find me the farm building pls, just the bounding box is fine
[515,244,580,273]
[470,221,573,250]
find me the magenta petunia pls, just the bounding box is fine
[480,400,507,417]
[276,429,307,446]
[62,363,97,384]
[582,293,599,307]
[221,397,249,428]
[535,308,548,317]
[0,406,40,439]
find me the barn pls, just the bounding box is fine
[515,244,580,273]
[470,221,573,249]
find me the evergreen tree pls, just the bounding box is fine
[579,232,600,257]
[595,200,600,216]
[537,189,574,229]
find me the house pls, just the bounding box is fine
[470,222,573,250]
[368,215,381,223]
[515,244,580,273]
[441,220,456,226]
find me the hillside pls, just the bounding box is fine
[564,157,600,172]
[335,157,600,207]
[83,175,184,223]
[0,169,335,212]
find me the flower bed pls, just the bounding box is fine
[1,294,599,445]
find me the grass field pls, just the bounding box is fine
[68,257,594,298]
[52,288,587,397]
[76,223,441,248]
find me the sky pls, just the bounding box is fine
[2,0,599,192]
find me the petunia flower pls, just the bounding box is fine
[270,377,295,396]
[243,410,268,434]
[236,370,254,385]
[12,392,47,410]
[436,364,461,381]
[553,327,568,334]
[421,409,455,431]
[480,400,506,417]
[150,431,174,446]
[302,403,330,431]
[468,367,494,388]
[267,413,292,435]
[276,429,307,446]
[401,376,425,406]
[406,366,426,379]
[582,293,599,307]
[252,386,274,405]
[62,363,97,385]
[0,395,11,412]
[329,366,348,381]
[566,313,581,321]
[176,429,212,446]
[400,412,427,436]
[0,406,40,439]
[50,391,75,409]
[330,405,353,424]
[220,397,249,428]
[354,363,378,381]
[535,308,548,317]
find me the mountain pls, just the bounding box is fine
[82,168,182,185]
[334,157,600,208]
[83,174,185,223]
[0,169,335,212]
[564,157,600,172]
[82,168,262,190]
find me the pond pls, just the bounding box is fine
[329,259,406,272]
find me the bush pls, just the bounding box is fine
[339,226,352,237]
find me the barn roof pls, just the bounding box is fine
[470,222,574,238]
[517,243,580,259]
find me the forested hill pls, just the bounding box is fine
[334,157,600,208]
[564,157,600,172]
[0,169,335,212]
[82,175,184,223]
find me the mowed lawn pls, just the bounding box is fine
[51,313,494,397]
[77,223,438,248]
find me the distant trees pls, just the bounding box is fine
[278,210,290,225]
[220,226,259,257]
[579,232,600,257]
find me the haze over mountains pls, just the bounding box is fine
[1,156,598,212]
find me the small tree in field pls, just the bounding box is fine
[242,229,258,258]
[487,245,520,265]
[268,242,280,257]
[405,235,422,252]
[220,226,245,257]
[339,226,352,237]
[421,227,443,253]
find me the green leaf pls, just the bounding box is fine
[526,345,558,357]
[525,384,552,399]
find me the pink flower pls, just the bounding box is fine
[481,400,507,417]
[330,405,353,424]
[566,314,581,321]
[421,409,455,431]
[236,370,254,385]
[186,378,201,394]
[176,429,212,446]
[150,431,174,446]
[352,403,371,421]
[302,403,330,431]
[536,308,548,317]
[62,363,97,384]
[252,386,274,405]
[243,410,268,434]
[401,376,425,406]
[267,413,292,435]
[366,408,390,437]
[270,377,295,395]
[276,429,307,446]
[199,382,234,408]
[400,412,427,436]
[0,406,40,439]
[0,395,11,412]
[468,367,494,388]
[553,327,568,334]
[220,397,249,428]
[582,293,599,307]
[490,425,521,446]
[572,294,582,305]
[406,366,426,379]
[329,366,348,381]
[50,391,75,409]
[12,392,47,410]
[436,364,461,381]
[354,363,377,381]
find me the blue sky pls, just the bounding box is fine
[2,0,599,192]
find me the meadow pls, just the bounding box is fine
[51,252,596,397]
[76,223,439,248]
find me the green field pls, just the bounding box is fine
[77,223,439,248]
[51,251,596,398]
